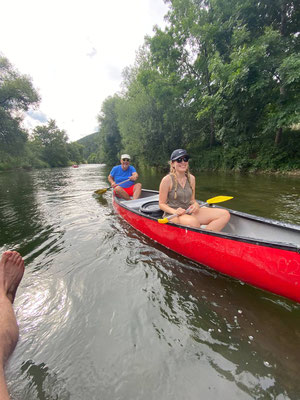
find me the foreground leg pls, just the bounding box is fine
[0,251,25,399]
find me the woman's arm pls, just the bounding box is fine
[188,174,200,213]
[159,175,172,213]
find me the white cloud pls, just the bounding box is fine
[22,110,47,132]
[1,0,168,142]
[26,110,48,123]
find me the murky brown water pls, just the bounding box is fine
[0,164,299,400]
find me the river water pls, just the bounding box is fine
[0,164,299,400]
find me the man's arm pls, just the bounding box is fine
[130,172,138,181]
[108,174,116,187]
[129,165,138,181]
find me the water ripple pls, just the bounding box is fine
[1,165,300,400]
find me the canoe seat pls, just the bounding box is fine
[140,201,163,218]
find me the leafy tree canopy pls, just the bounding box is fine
[31,120,69,167]
[95,0,300,171]
[0,54,40,158]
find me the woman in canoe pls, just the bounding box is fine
[159,149,230,232]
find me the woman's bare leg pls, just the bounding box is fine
[167,207,230,232]
[171,214,202,228]
[194,207,231,232]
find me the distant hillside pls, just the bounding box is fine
[76,132,100,160]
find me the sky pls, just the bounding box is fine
[1,0,168,142]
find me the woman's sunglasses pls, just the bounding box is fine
[175,156,189,163]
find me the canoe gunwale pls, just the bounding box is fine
[113,190,300,253]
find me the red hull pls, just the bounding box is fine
[113,198,300,303]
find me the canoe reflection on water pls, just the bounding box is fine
[119,218,300,399]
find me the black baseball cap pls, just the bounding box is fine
[170,149,189,161]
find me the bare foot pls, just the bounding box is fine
[0,251,24,304]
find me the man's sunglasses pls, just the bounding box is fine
[175,156,189,163]
[122,158,130,162]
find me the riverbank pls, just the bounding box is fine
[2,163,300,178]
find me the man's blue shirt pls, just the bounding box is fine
[109,165,136,188]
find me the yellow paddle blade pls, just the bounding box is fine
[158,218,169,224]
[94,188,108,195]
[206,196,233,204]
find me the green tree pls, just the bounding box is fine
[96,0,300,171]
[31,120,69,167]
[161,0,300,152]
[150,2,219,148]
[97,96,122,165]
[116,45,188,166]
[206,0,300,145]
[76,132,100,161]
[0,55,40,161]
[67,142,84,164]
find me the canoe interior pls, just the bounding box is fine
[115,189,300,249]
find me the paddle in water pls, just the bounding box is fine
[94,178,131,195]
[158,196,233,224]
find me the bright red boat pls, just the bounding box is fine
[113,189,300,303]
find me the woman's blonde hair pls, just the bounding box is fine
[168,161,192,199]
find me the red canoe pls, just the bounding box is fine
[112,189,300,303]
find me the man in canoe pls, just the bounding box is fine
[0,251,25,399]
[159,149,230,232]
[108,154,142,200]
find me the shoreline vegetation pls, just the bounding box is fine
[1,162,300,177]
[1,0,299,175]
